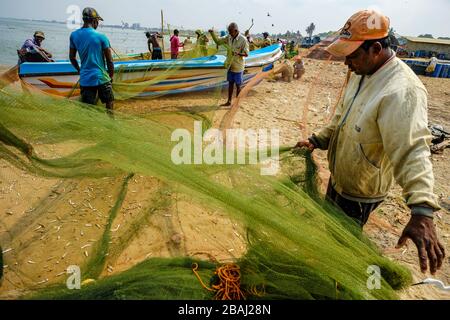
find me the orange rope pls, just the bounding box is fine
[192,263,264,300]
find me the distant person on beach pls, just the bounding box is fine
[195,30,209,57]
[18,31,54,63]
[209,22,249,107]
[147,32,163,60]
[296,10,445,275]
[170,29,184,59]
[244,30,257,51]
[425,55,438,76]
[293,56,305,80]
[69,7,115,114]
[261,32,272,48]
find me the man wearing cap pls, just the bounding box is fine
[209,23,249,107]
[261,32,272,48]
[69,7,114,114]
[296,10,445,275]
[195,30,209,57]
[18,31,53,63]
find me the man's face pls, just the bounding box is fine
[34,36,44,46]
[345,44,378,75]
[92,19,99,30]
[228,27,238,38]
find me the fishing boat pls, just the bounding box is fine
[18,44,283,99]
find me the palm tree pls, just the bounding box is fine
[305,23,316,39]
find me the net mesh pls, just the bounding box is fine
[0,40,412,300]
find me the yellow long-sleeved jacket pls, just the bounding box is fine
[310,55,440,212]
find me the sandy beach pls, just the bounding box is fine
[0,57,449,300]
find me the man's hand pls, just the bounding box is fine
[396,215,445,274]
[295,140,315,152]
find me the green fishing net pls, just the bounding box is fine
[0,81,412,300]
[0,34,413,299]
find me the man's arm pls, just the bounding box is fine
[69,47,80,74]
[103,47,114,81]
[235,41,249,57]
[378,86,445,274]
[208,30,225,45]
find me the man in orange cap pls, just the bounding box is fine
[296,10,445,275]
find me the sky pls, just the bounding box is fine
[0,0,449,37]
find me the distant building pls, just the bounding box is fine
[131,23,141,30]
[402,36,450,60]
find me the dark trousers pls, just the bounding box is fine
[152,49,163,60]
[326,181,383,226]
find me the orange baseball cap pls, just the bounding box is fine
[326,10,390,58]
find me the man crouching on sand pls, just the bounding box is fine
[296,10,445,275]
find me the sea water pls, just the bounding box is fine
[0,17,183,66]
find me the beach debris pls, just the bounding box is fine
[34,224,45,231]
[68,199,77,208]
[2,248,13,254]
[61,252,67,259]
[413,278,450,292]
[171,233,183,245]
[81,244,92,249]
[111,224,121,232]
[430,124,450,154]
[27,260,36,264]
[84,251,89,257]
[36,279,49,285]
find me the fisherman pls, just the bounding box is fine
[296,10,445,275]
[195,30,209,57]
[293,56,305,80]
[69,7,114,114]
[147,32,164,60]
[287,40,297,58]
[18,31,54,63]
[425,55,438,76]
[209,23,249,107]
[261,32,272,48]
[170,29,184,59]
[244,30,257,51]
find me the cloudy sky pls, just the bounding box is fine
[0,0,448,37]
